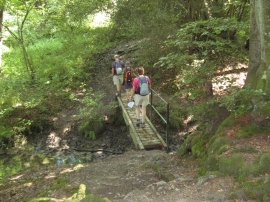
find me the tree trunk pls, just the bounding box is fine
[186,0,209,20]
[0,8,3,72]
[245,0,270,95]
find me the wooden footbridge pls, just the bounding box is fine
[117,90,169,150]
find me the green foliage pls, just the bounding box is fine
[236,124,265,138]
[177,134,192,157]
[236,177,270,201]
[68,184,111,202]
[203,156,219,172]
[155,18,248,95]
[191,134,207,158]
[208,137,231,155]
[178,132,209,158]
[220,88,266,115]
[111,0,183,40]
[197,135,232,173]
[0,116,32,149]
[215,115,236,136]
[81,194,111,202]
[257,102,270,117]
[37,177,70,198]
[258,153,270,173]
[233,145,258,154]
[52,177,69,189]
[1,0,113,148]
[0,152,55,184]
[168,102,188,130]
[219,154,246,177]
[0,156,23,182]
[78,92,104,139]
[64,0,112,24]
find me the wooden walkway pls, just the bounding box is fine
[117,95,167,150]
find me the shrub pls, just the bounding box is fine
[214,115,236,136]
[219,154,246,177]
[191,135,207,158]
[236,124,263,138]
[78,92,105,139]
[208,137,231,155]
[257,153,270,174]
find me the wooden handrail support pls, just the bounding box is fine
[145,116,167,149]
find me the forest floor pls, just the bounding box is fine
[1,149,244,202]
[0,43,267,202]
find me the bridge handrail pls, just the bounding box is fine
[149,87,170,149]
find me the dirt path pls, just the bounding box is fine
[0,150,239,202]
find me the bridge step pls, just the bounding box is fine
[117,95,167,150]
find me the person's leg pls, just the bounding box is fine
[126,88,132,100]
[113,76,120,96]
[135,106,140,120]
[140,95,150,128]
[134,94,141,126]
[116,83,121,94]
[118,76,123,96]
[141,105,146,124]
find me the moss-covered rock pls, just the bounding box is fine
[178,131,211,158]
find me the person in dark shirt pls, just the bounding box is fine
[111,54,125,96]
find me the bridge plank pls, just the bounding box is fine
[117,95,167,150]
[117,97,144,150]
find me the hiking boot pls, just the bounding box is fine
[115,92,121,97]
[136,119,140,127]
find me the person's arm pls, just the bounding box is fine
[130,78,136,99]
[123,68,127,82]
[111,62,115,75]
[122,68,126,85]
[130,87,135,100]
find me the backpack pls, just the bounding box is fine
[126,70,133,83]
[139,76,150,96]
[114,61,123,75]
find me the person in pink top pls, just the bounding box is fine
[130,66,151,128]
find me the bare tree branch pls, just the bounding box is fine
[2,24,20,41]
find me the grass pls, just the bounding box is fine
[69,184,111,202]
[38,177,70,197]
[218,154,246,177]
[27,198,55,202]
[259,152,270,174]
[233,145,258,153]
[233,177,270,201]
[208,137,231,155]
[236,124,264,138]
[215,115,236,136]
